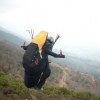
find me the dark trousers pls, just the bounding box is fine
[36,64,51,88]
[24,59,51,88]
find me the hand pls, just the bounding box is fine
[21,46,23,48]
[21,46,26,50]
[61,54,65,58]
[58,54,65,58]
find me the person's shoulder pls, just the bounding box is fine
[46,41,52,46]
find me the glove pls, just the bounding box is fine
[21,46,23,48]
[58,54,65,58]
[21,46,27,50]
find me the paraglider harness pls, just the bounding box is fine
[21,31,61,86]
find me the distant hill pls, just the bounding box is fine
[0,27,100,76]
[0,40,100,96]
[0,29,29,46]
[49,52,100,75]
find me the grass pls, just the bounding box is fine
[0,71,100,100]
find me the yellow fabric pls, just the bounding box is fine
[31,31,48,54]
[36,72,43,85]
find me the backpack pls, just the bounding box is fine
[22,31,48,70]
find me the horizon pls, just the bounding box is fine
[0,27,100,61]
[0,0,100,59]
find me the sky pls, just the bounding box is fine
[0,0,100,57]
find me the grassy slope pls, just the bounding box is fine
[0,72,100,100]
[0,40,100,97]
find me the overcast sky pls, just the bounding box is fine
[0,0,100,56]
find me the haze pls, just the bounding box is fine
[0,0,100,59]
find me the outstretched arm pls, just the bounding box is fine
[45,45,65,58]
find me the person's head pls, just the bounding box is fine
[47,36,54,44]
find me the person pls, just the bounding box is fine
[22,36,65,90]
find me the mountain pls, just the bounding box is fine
[49,49,100,75]
[0,40,100,97]
[0,28,29,47]
[0,27,100,76]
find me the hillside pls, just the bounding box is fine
[0,72,100,100]
[47,62,100,96]
[0,40,100,97]
[0,40,24,79]
[49,54,100,75]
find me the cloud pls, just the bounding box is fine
[0,0,19,13]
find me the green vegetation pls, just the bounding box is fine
[42,86,100,100]
[0,72,100,100]
[0,72,31,100]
